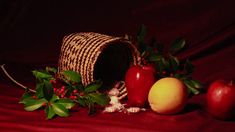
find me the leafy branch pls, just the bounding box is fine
[132,25,203,95]
[19,67,110,119]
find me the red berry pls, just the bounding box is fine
[32,95,37,99]
[79,92,84,96]
[69,95,76,99]
[61,86,65,90]
[53,88,57,92]
[60,88,65,92]
[50,80,53,83]
[162,71,167,75]
[170,73,174,77]
[73,89,78,94]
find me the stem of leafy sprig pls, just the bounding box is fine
[0,64,36,93]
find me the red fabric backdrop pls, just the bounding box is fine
[0,0,235,131]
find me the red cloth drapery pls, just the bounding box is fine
[0,0,235,131]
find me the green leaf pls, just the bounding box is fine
[50,95,59,102]
[161,58,170,69]
[63,70,81,83]
[56,99,75,109]
[184,80,200,95]
[170,37,186,53]
[169,55,180,72]
[45,106,56,119]
[190,79,202,89]
[51,103,69,117]
[20,97,34,104]
[157,59,165,74]
[76,97,86,107]
[148,54,162,62]
[46,67,57,74]
[35,83,44,98]
[89,93,110,106]
[32,70,53,80]
[84,81,102,93]
[19,93,32,104]
[43,81,53,101]
[174,74,187,80]
[184,59,194,74]
[24,98,47,111]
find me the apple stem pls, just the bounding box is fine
[0,64,36,93]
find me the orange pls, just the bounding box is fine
[148,77,187,114]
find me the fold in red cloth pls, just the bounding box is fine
[1,82,235,132]
[0,0,235,131]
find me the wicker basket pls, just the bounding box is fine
[57,32,140,87]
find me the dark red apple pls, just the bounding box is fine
[207,80,235,120]
[142,63,156,76]
[125,65,155,107]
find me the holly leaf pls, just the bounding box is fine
[35,83,44,98]
[19,93,33,104]
[24,98,47,111]
[56,99,75,109]
[148,54,162,62]
[161,58,170,70]
[184,80,200,95]
[84,81,102,93]
[89,93,110,106]
[174,74,187,80]
[43,80,53,101]
[63,70,81,83]
[169,55,180,72]
[45,106,56,119]
[51,103,69,117]
[50,95,59,102]
[76,97,86,107]
[190,79,202,89]
[32,70,53,80]
[170,37,186,53]
[46,67,57,74]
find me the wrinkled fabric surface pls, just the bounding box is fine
[0,0,235,131]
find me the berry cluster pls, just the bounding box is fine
[50,79,80,100]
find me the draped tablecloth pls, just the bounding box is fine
[1,82,235,132]
[0,0,235,131]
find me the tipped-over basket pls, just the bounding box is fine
[57,32,140,88]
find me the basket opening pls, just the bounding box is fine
[94,41,133,89]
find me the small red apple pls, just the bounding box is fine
[125,65,155,107]
[207,80,235,120]
[142,63,156,76]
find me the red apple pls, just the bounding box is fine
[207,80,235,120]
[142,63,156,76]
[125,65,155,107]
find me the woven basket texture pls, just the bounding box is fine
[58,32,140,87]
